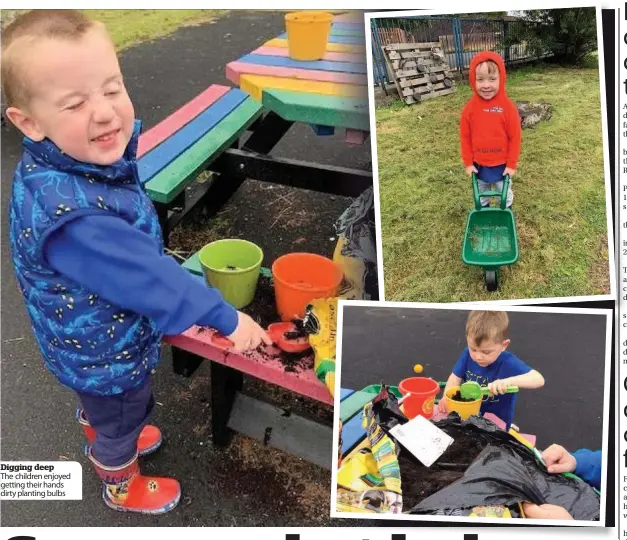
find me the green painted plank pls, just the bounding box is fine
[183,252,271,279]
[183,252,203,275]
[339,390,376,423]
[146,98,263,203]
[263,89,369,131]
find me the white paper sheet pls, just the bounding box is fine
[389,415,454,467]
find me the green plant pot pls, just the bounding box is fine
[198,239,263,309]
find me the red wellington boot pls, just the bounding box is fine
[89,449,181,514]
[77,408,162,457]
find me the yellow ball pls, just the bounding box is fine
[413,363,423,374]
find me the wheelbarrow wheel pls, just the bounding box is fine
[484,270,499,292]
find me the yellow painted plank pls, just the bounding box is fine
[240,74,368,101]
[264,38,365,54]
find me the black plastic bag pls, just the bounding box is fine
[412,438,600,520]
[368,389,600,520]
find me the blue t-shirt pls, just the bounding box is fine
[452,348,531,430]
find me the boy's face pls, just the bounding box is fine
[466,335,510,367]
[7,28,135,166]
[475,62,500,101]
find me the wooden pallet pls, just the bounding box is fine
[382,41,456,106]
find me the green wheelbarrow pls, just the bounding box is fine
[462,173,519,292]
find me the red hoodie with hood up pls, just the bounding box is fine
[460,51,522,169]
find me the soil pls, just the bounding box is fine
[285,319,308,340]
[240,275,278,329]
[450,390,477,403]
[398,430,488,511]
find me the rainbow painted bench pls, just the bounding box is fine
[163,250,334,469]
[136,85,263,246]
[226,13,371,146]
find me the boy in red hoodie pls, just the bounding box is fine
[460,51,521,207]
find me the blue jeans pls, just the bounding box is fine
[475,162,513,208]
[77,376,154,467]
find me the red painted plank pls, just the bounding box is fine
[345,128,369,145]
[164,327,333,405]
[137,85,231,158]
[252,45,366,64]
[227,61,367,86]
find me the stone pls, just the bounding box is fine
[516,101,552,129]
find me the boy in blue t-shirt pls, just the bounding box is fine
[440,310,545,431]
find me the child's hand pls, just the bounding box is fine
[465,165,478,176]
[504,167,516,177]
[227,312,273,352]
[541,444,577,474]
[487,378,512,395]
[522,502,573,520]
[438,395,448,413]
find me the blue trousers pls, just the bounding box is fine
[77,376,154,467]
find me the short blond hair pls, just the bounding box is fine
[466,310,509,345]
[2,10,105,108]
[476,60,499,75]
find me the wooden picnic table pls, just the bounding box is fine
[135,13,371,246]
[213,12,372,197]
[159,13,373,467]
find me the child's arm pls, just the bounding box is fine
[488,369,544,395]
[44,214,271,350]
[459,107,475,170]
[505,102,522,174]
[571,449,602,490]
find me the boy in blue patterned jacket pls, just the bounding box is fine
[3,10,271,515]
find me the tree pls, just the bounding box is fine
[518,8,597,64]
[457,12,508,19]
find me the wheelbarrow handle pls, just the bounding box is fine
[472,173,511,211]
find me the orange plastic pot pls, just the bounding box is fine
[271,253,343,321]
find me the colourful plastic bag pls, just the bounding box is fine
[303,298,337,398]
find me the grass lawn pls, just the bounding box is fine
[375,61,610,302]
[2,10,228,51]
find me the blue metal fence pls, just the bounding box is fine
[372,16,545,88]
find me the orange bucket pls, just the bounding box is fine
[271,253,343,321]
[398,377,440,419]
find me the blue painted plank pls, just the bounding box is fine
[278,32,365,45]
[332,22,365,31]
[138,90,247,184]
[340,388,355,401]
[238,53,366,74]
[310,124,335,136]
[341,411,366,454]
